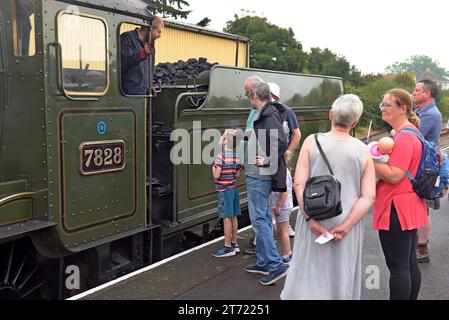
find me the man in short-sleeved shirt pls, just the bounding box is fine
[283,107,300,144]
[267,83,301,155]
[414,83,442,145]
[412,79,442,263]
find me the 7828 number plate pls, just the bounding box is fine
[79,140,126,175]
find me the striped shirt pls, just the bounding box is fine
[213,151,241,191]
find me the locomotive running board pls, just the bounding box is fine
[0,220,56,243]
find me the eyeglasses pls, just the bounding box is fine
[379,103,393,110]
[413,88,428,94]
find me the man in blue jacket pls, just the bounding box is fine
[121,17,164,95]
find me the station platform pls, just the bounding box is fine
[71,201,449,300]
[72,215,291,300]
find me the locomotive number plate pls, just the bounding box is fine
[80,140,126,175]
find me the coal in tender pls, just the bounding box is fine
[152,57,217,86]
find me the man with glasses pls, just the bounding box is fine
[240,76,263,255]
[412,79,442,263]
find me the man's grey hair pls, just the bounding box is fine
[245,75,263,87]
[331,94,364,128]
[250,81,271,102]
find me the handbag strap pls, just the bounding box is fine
[314,134,334,176]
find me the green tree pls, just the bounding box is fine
[150,0,191,19]
[385,55,448,77]
[392,72,416,88]
[224,15,307,73]
[308,47,363,86]
[360,73,384,85]
[346,75,415,130]
[438,90,449,122]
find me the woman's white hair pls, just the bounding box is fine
[331,94,364,128]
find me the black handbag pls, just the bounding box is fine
[303,134,342,221]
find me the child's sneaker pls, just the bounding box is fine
[232,243,240,254]
[282,253,292,267]
[211,246,236,258]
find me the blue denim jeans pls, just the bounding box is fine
[246,176,283,272]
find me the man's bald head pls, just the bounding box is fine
[244,76,263,95]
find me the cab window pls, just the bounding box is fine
[12,0,36,56]
[57,12,108,96]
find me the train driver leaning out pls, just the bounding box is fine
[120,16,164,95]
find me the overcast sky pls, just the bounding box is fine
[181,0,449,75]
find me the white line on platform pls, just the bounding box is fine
[68,206,300,300]
[67,226,252,300]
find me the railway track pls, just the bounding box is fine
[439,131,449,149]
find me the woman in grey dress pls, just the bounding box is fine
[281,94,376,300]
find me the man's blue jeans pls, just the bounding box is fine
[246,176,283,272]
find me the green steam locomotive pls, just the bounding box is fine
[0,0,343,299]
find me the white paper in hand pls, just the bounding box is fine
[315,232,334,245]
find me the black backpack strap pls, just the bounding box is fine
[270,102,284,123]
[314,134,334,176]
[278,103,288,121]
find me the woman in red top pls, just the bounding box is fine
[373,88,427,300]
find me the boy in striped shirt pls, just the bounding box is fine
[211,130,243,257]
